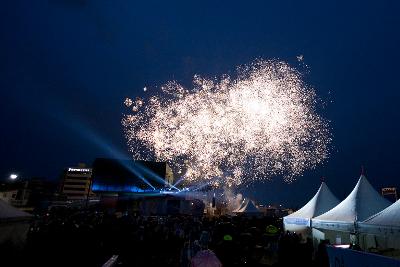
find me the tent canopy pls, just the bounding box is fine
[233,199,247,213]
[235,200,261,214]
[284,182,339,227]
[363,199,400,226]
[0,199,32,222]
[286,182,339,219]
[312,175,391,231]
[358,199,400,235]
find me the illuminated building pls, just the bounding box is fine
[60,164,93,200]
[381,187,398,202]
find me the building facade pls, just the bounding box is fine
[0,182,30,207]
[61,165,93,200]
[0,178,56,211]
[381,187,398,202]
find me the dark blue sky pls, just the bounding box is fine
[1,0,400,206]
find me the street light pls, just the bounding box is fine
[10,174,18,180]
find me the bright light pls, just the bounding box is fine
[123,59,331,186]
[10,174,18,180]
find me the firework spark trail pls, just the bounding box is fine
[122,60,331,186]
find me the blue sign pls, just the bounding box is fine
[283,217,310,226]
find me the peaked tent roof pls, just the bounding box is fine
[313,175,391,223]
[285,182,340,220]
[362,199,400,227]
[235,200,261,213]
[233,200,247,212]
[358,199,400,235]
[0,199,33,222]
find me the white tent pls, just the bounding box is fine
[361,199,400,229]
[0,199,33,247]
[358,199,400,250]
[234,200,262,215]
[233,199,247,213]
[283,182,340,234]
[311,175,391,244]
[0,199,32,221]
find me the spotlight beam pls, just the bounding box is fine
[66,118,157,190]
[134,163,179,190]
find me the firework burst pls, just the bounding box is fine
[123,60,331,186]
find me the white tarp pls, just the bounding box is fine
[312,175,391,232]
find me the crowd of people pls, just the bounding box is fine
[2,206,331,267]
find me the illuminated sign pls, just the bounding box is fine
[283,217,310,226]
[382,187,396,193]
[68,168,91,173]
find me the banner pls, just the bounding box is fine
[283,217,310,226]
[326,245,400,267]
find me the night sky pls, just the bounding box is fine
[1,0,400,206]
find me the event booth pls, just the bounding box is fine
[358,199,400,251]
[311,175,391,245]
